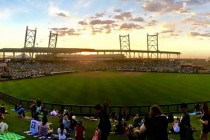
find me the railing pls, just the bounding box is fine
[0,91,204,116]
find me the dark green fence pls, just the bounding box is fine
[0,92,203,116]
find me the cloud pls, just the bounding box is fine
[120,23,143,30]
[159,22,180,37]
[113,9,122,13]
[114,12,133,20]
[188,0,210,5]
[50,27,80,36]
[161,29,174,34]
[91,27,103,35]
[162,22,175,29]
[176,8,191,14]
[147,20,157,26]
[131,17,144,22]
[142,0,210,13]
[183,16,210,27]
[56,12,68,17]
[48,2,69,17]
[142,1,166,12]
[78,21,88,25]
[190,32,210,37]
[142,0,185,13]
[95,12,105,17]
[89,19,115,25]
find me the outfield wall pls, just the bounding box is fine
[0,92,204,116]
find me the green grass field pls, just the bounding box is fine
[0,71,209,140]
[1,71,210,105]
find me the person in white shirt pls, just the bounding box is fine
[30,117,40,135]
[0,122,8,133]
[57,123,67,140]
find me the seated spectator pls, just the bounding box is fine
[168,112,174,123]
[70,116,77,131]
[36,99,42,114]
[30,116,41,135]
[16,105,26,118]
[169,118,180,134]
[122,105,130,121]
[140,104,168,140]
[0,104,8,114]
[0,113,4,120]
[75,121,86,140]
[38,116,53,137]
[62,115,70,132]
[133,114,142,127]
[110,111,118,122]
[0,122,8,133]
[57,123,67,140]
[115,121,124,135]
[50,109,58,116]
[194,102,201,114]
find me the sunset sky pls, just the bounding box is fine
[0,0,210,58]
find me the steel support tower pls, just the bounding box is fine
[24,26,37,48]
[147,33,159,59]
[48,31,58,48]
[23,26,37,59]
[119,34,131,58]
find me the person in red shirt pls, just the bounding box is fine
[75,121,86,140]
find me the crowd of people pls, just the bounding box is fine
[0,59,200,80]
[2,62,73,80]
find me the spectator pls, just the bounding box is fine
[133,114,142,127]
[0,113,4,120]
[140,104,168,140]
[50,109,58,116]
[122,105,129,121]
[75,120,86,140]
[194,103,201,114]
[0,104,7,114]
[62,115,70,132]
[168,112,174,123]
[115,121,124,135]
[70,116,77,131]
[199,102,210,140]
[95,104,111,140]
[30,99,36,119]
[57,123,67,140]
[30,116,40,135]
[38,116,53,137]
[16,104,26,118]
[110,111,117,122]
[179,103,194,140]
[169,118,180,134]
[36,99,42,114]
[0,122,8,133]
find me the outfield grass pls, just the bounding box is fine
[1,71,210,105]
[0,71,209,140]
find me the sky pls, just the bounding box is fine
[0,0,210,58]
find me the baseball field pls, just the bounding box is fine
[0,71,209,140]
[1,71,210,105]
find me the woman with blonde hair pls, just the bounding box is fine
[200,102,210,140]
[140,104,168,140]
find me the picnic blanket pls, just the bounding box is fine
[0,132,25,140]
